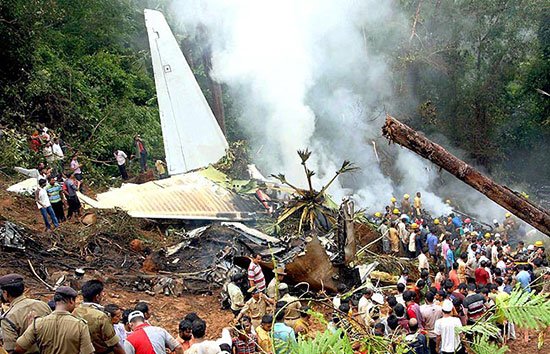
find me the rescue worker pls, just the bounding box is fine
[389,222,400,255]
[390,197,397,211]
[414,192,422,216]
[0,274,51,353]
[14,286,94,354]
[391,208,400,222]
[279,283,301,328]
[72,280,124,354]
[236,286,275,329]
[398,216,409,253]
[266,267,286,300]
[409,223,419,258]
[401,194,412,215]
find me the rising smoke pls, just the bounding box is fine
[169,0,539,231]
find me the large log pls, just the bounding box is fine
[382,115,550,236]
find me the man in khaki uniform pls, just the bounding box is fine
[72,280,124,354]
[279,283,301,328]
[15,286,94,354]
[236,286,274,329]
[401,194,412,215]
[0,274,51,353]
[414,192,422,216]
[266,267,286,300]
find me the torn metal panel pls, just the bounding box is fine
[0,220,26,250]
[81,172,263,221]
[220,222,281,244]
[7,177,38,195]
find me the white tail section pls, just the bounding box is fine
[144,9,228,175]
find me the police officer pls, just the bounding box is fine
[14,286,94,354]
[279,283,301,328]
[0,274,51,353]
[72,280,124,354]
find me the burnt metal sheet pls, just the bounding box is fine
[86,172,262,221]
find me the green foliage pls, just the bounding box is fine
[496,286,550,329]
[470,334,508,354]
[288,328,354,354]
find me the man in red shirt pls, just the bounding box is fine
[247,254,266,292]
[448,263,460,290]
[474,260,491,286]
[124,311,183,354]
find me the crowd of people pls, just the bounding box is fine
[20,125,170,231]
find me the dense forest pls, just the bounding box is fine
[0,0,549,190]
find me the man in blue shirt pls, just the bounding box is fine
[426,232,438,260]
[273,301,296,353]
[446,244,456,269]
[451,214,462,228]
[516,264,532,292]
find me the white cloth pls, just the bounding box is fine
[333,295,341,310]
[434,316,462,353]
[36,187,51,209]
[115,150,127,165]
[52,143,64,160]
[43,146,54,163]
[358,296,373,325]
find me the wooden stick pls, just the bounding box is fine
[27,259,55,290]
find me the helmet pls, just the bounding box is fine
[434,219,440,224]
[493,219,498,225]
[391,197,397,203]
[470,232,476,236]
[464,218,471,224]
[404,194,410,199]
[393,209,400,214]
[484,232,491,238]
[374,212,381,218]
[445,199,451,204]
[495,233,501,238]
[372,293,384,305]
[411,223,418,229]
[505,213,511,218]
[535,241,544,247]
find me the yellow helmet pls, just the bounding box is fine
[391,197,397,203]
[411,223,418,229]
[434,219,440,225]
[445,199,451,204]
[404,194,410,199]
[470,232,476,236]
[375,212,381,218]
[535,240,544,247]
[505,212,511,218]
[484,232,491,238]
[393,208,400,214]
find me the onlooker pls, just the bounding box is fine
[64,172,81,219]
[46,176,65,223]
[135,302,152,321]
[52,137,65,172]
[256,315,273,353]
[124,311,183,354]
[155,159,168,179]
[70,153,84,192]
[248,253,266,292]
[35,178,59,231]
[134,135,148,172]
[434,300,463,354]
[404,318,428,354]
[175,319,194,352]
[114,149,129,180]
[105,304,125,344]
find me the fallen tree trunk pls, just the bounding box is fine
[382,115,550,236]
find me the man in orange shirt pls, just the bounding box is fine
[173,319,194,353]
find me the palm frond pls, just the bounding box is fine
[470,334,508,354]
[496,286,550,329]
[337,160,360,175]
[457,320,501,338]
[297,149,312,164]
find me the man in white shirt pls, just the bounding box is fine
[418,246,429,272]
[52,138,64,173]
[434,300,463,354]
[114,150,128,180]
[357,289,374,326]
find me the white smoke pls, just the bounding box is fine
[169,0,459,214]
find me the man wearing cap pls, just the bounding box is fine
[279,283,301,328]
[434,300,463,354]
[72,280,124,354]
[0,274,51,353]
[14,286,94,354]
[124,311,183,354]
[236,286,274,329]
[267,267,286,300]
